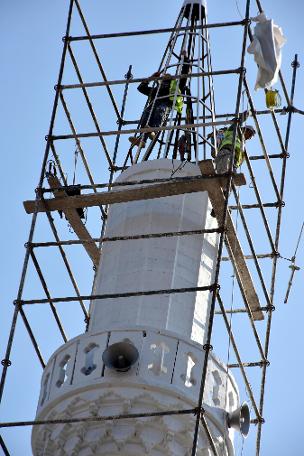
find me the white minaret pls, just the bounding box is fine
[32,2,249,455]
[32,160,243,456]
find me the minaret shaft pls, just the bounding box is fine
[89,160,217,345]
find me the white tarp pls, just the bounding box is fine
[247,13,286,90]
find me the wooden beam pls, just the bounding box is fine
[46,174,100,267]
[198,161,264,321]
[24,160,245,214]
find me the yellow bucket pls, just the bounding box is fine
[266,89,281,109]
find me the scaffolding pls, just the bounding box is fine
[1,0,302,454]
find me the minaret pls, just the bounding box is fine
[32,1,249,454]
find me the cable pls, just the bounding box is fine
[283,220,304,303]
[72,145,79,185]
[233,0,244,19]
[293,220,304,259]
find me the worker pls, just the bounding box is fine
[129,55,190,149]
[214,111,256,174]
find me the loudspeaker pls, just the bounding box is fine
[102,341,139,372]
[227,402,250,438]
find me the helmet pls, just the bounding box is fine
[243,125,255,136]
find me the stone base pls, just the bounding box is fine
[32,384,232,456]
[32,328,238,455]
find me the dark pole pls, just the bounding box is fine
[0,0,75,403]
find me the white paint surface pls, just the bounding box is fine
[89,159,219,345]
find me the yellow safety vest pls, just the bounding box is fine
[169,80,183,114]
[219,129,244,168]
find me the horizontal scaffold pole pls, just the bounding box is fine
[0,408,197,428]
[49,119,235,141]
[16,284,217,306]
[59,68,242,90]
[67,20,247,42]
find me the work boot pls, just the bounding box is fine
[128,136,146,148]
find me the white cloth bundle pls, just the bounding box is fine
[247,13,286,90]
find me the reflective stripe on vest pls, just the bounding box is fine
[219,129,244,168]
[169,80,183,114]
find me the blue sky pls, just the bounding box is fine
[1,0,304,454]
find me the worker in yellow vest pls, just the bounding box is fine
[129,73,184,149]
[215,112,255,174]
[129,57,190,149]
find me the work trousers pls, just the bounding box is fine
[215,147,237,174]
[140,101,171,140]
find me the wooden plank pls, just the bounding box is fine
[24,179,209,214]
[47,174,100,267]
[200,162,264,321]
[24,160,246,214]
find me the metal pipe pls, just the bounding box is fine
[229,202,280,210]
[122,107,291,126]
[30,250,68,342]
[58,92,107,219]
[0,408,197,428]
[0,435,10,456]
[73,0,121,120]
[242,148,277,252]
[19,308,45,368]
[231,183,272,307]
[97,65,134,255]
[18,284,215,306]
[201,414,220,456]
[191,3,252,454]
[214,306,270,315]
[227,361,269,368]
[28,227,222,249]
[50,118,235,141]
[249,153,286,160]
[60,68,242,90]
[217,293,262,419]
[222,253,274,261]
[256,53,300,456]
[59,92,107,182]
[243,78,281,201]
[224,236,267,361]
[45,211,89,320]
[0,0,75,404]
[68,20,246,41]
[67,44,113,167]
